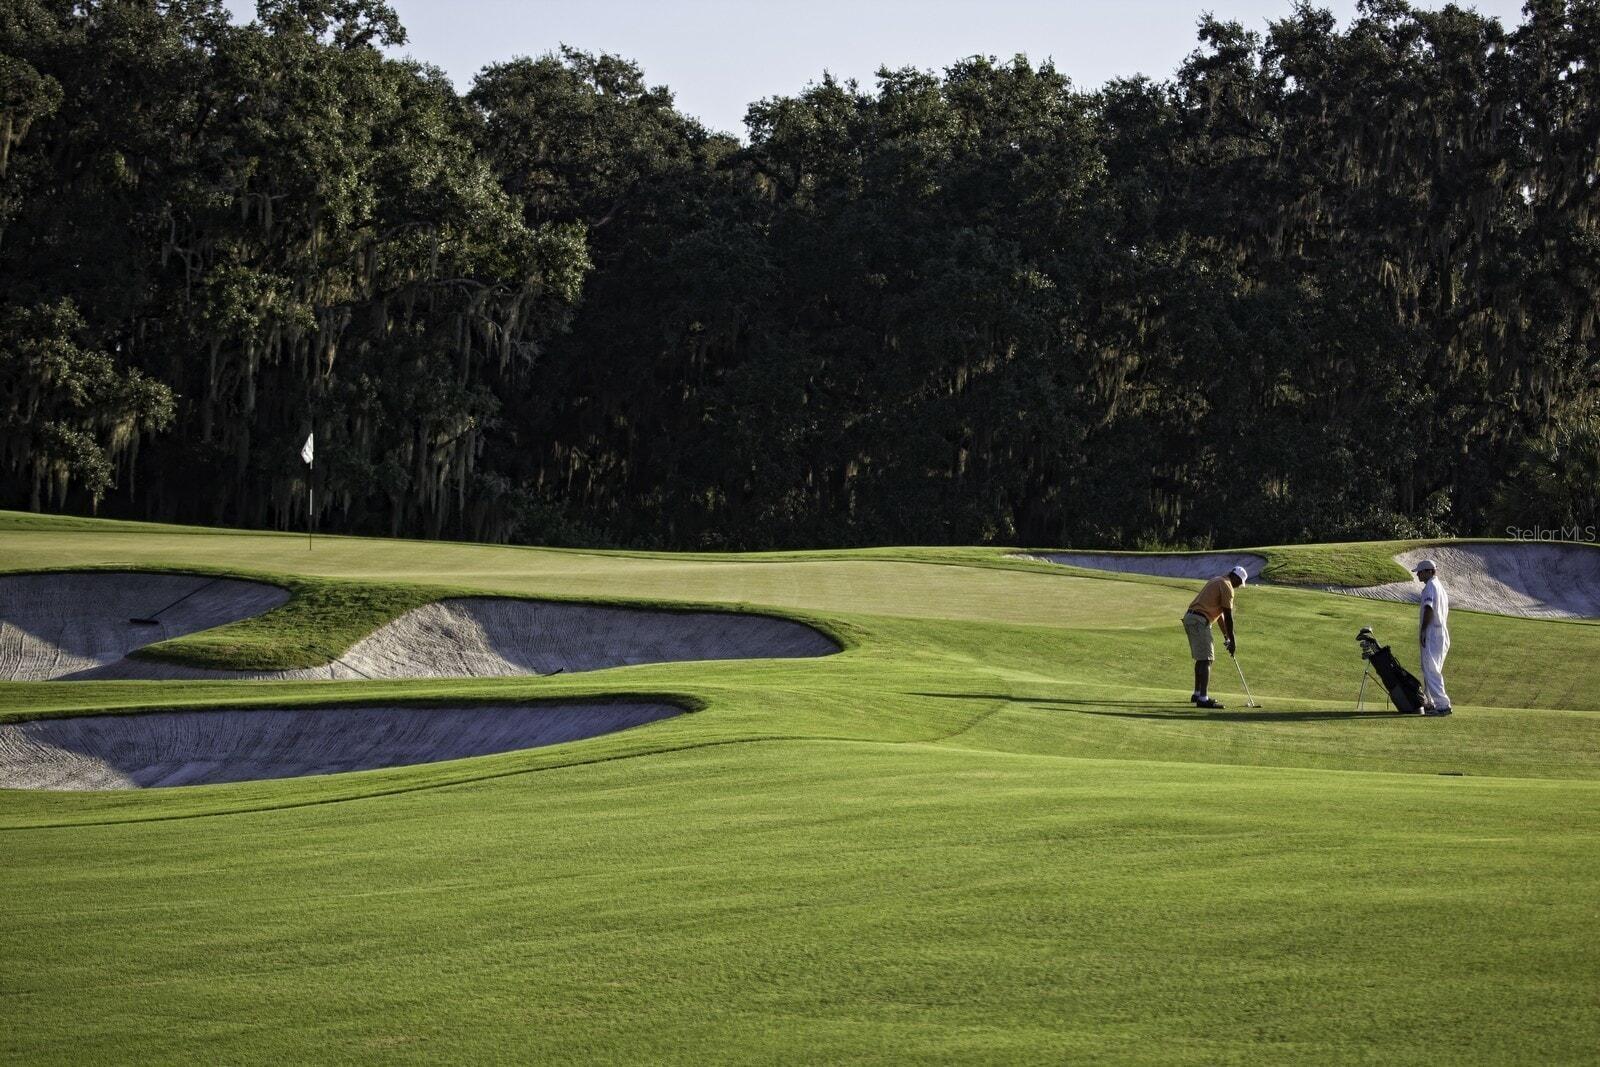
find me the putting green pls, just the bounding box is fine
[3,512,1598,1063]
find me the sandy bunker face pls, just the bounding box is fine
[0,702,681,790]
[1026,552,1265,581]
[321,597,841,679]
[1335,543,1600,620]
[1029,543,1600,619]
[2,572,840,681]
[0,572,289,681]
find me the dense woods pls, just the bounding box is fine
[2,0,1597,548]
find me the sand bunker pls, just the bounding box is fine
[0,572,289,681]
[1029,542,1600,619]
[7,584,838,680]
[1027,552,1265,581]
[0,701,680,789]
[1335,543,1600,620]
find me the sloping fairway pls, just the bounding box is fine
[3,512,1599,1063]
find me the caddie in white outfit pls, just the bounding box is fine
[1413,559,1452,716]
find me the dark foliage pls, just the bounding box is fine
[3,1,1596,548]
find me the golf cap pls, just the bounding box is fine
[1229,565,1249,584]
[1413,559,1438,574]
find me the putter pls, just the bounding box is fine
[1229,650,1260,708]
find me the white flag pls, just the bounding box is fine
[300,432,314,465]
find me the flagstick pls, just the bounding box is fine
[302,429,316,550]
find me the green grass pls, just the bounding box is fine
[3,511,1599,1063]
[8,743,1598,1064]
[1256,540,1417,586]
[138,577,448,670]
[1018,540,1419,587]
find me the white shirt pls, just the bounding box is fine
[1420,576,1449,633]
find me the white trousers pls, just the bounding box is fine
[1421,627,1451,709]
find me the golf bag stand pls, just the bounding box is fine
[1355,627,1425,715]
[1355,662,1391,712]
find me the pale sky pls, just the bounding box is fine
[222,0,1531,136]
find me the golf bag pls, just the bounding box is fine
[1355,628,1425,714]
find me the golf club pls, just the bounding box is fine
[1229,649,1260,707]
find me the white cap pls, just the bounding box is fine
[1229,565,1249,585]
[1413,559,1438,574]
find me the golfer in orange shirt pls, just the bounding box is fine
[1181,565,1247,708]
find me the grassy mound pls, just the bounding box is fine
[132,575,450,670]
[1257,541,1417,586]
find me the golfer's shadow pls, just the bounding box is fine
[912,693,1391,722]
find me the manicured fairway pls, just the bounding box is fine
[3,513,1599,1063]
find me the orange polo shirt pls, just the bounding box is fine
[1187,576,1235,623]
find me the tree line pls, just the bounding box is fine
[3,0,1596,548]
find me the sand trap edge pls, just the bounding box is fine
[0,569,293,682]
[1327,542,1600,620]
[1,566,846,681]
[0,699,688,790]
[86,596,845,681]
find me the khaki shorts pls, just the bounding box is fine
[1182,611,1214,662]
